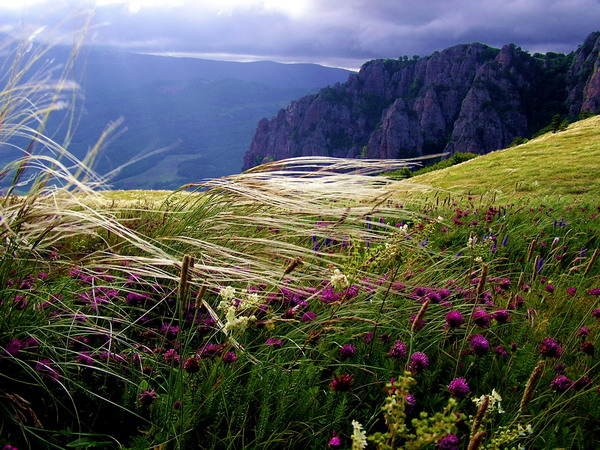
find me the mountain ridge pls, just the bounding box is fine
[243,31,600,171]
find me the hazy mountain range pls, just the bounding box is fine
[1,44,352,190]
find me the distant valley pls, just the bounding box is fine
[17,47,352,190]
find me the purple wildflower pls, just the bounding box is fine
[470,334,490,356]
[437,433,460,450]
[493,309,510,324]
[328,432,342,447]
[330,374,354,392]
[182,357,200,373]
[593,309,600,319]
[76,352,95,366]
[339,344,357,360]
[222,351,237,363]
[409,352,429,373]
[573,376,592,391]
[163,349,180,366]
[498,278,511,290]
[34,359,61,381]
[566,287,577,297]
[266,338,283,348]
[138,388,158,406]
[550,375,573,392]
[388,340,407,358]
[445,311,464,328]
[589,288,600,296]
[554,363,566,374]
[539,338,563,358]
[405,394,416,414]
[448,377,470,399]
[495,345,508,357]
[536,258,544,274]
[300,311,317,323]
[472,307,491,328]
[5,339,22,356]
[577,327,590,337]
[545,284,555,293]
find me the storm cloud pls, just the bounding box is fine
[1,0,599,68]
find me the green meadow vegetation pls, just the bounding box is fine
[1,34,599,450]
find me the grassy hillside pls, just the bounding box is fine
[408,115,600,200]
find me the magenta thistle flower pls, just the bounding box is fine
[593,309,600,319]
[222,351,237,363]
[493,309,510,324]
[409,352,429,373]
[4,339,22,357]
[436,433,460,450]
[163,349,180,366]
[300,311,317,323]
[470,334,490,356]
[266,337,283,347]
[448,377,470,399]
[328,431,342,447]
[554,363,566,374]
[495,345,508,357]
[573,376,592,391]
[138,388,158,406]
[566,287,577,297]
[550,375,573,392]
[539,338,563,358]
[577,327,590,337]
[330,374,354,392]
[35,359,61,381]
[388,340,407,358]
[545,284,555,293]
[76,352,95,366]
[182,357,200,373]
[588,288,600,296]
[339,344,357,359]
[472,307,491,328]
[445,310,464,328]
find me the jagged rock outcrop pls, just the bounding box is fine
[243,32,600,171]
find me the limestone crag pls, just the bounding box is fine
[243,32,600,171]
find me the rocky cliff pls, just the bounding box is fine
[243,31,600,171]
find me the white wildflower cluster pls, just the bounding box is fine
[330,268,349,290]
[472,388,505,414]
[468,234,478,248]
[223,306,255,334]
[397,223,410,235]
[518,423,534,437]
[437,216,444,222]
[218,286,259,334]
[351,420,368,450]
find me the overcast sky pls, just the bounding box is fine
[1,0,599,69]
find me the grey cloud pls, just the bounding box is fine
[1,0,599,68]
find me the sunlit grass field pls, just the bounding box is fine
[1,36,599,450]
[408,116,600,201]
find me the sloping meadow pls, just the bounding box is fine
[2,152,599,448]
